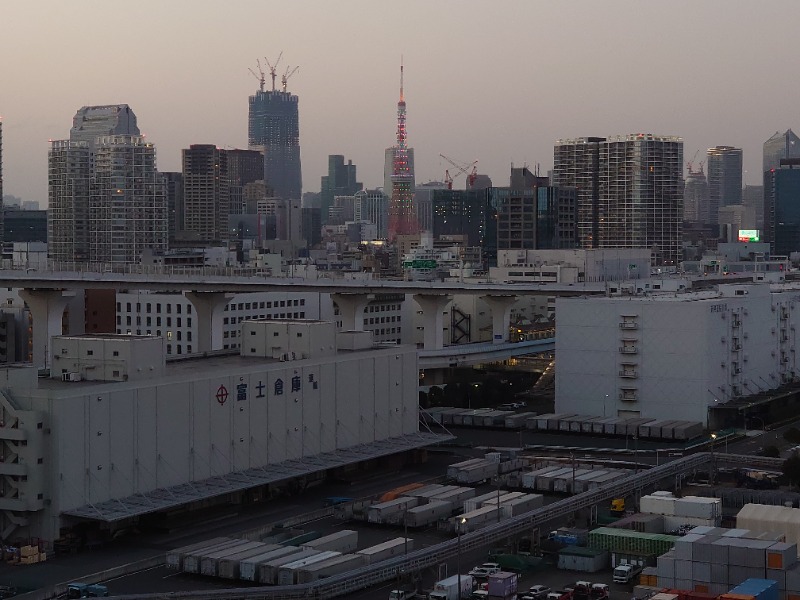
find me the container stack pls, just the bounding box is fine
[737,503,800,552]
[557,546,609,572]
[722,578,779,600]
[524,413,703,440]
[656,527,800,597]
[640,492,722,530]
[520,465,627,494]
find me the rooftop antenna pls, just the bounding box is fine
[265,51,283,91]
[248,59,266,92]
[282,65,299,92]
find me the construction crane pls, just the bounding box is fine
[265,52,283,91]
[282,66,299,92]
[248,59,266,92]
[439,154,479,189]
[686,149,700,174]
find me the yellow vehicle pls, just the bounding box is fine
[610,498,625,516]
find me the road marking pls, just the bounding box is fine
[103,565,164,583]
[162,572,181,580]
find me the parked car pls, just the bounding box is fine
[468,562,501,579]
[519,584,551,600]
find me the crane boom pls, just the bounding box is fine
[282,66,300,92]
[265,51,283,91]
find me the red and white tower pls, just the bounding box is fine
[388,62,416,241]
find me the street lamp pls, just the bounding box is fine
[457,517,466,599]
[710,433,717,485]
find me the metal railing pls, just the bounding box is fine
[109,453,710,600]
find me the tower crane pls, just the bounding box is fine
[686,149,700,174]
[439,154,479,189]
[265,51,283,91]
[248,59,266,92]
[282,66,300,92]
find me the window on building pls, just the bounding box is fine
[146,303,152,313]
[177,304,182,314]
[126,302,131,312]
[177,345,182,354]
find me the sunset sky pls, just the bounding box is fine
[1,0,797,203]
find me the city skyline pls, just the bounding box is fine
[2,1,799,204]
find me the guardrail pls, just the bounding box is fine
[110,453,709,600]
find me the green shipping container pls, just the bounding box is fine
[587,527,678,557]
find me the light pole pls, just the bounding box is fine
[457,517,466,599]
[710,433,717,485]
[494,476,501,523]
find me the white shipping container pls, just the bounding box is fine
[367,497,420,523]
[239,546,299,581]
[520,465,563,490]
[295,553,367,584]
[674,496,721,520]
[301,530,358,554]
[166,537,232,570]
[430,487,476,510]
[456,462,497,484]
[202,540,273,577]
[183,539,248,574]
[447,458,485,478]
[217,543,279,579]
[405,500,453,528]
[258,549,321,584]
[449,505,502,532]
[498,494,544,517]
[464,490,504,513]
[276,551,341,586]
[356,537,413,564]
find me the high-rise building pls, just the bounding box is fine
[227,149,265,215]
[181,145,230,245]
[354,189,389,240]
[301,206,321,248]
[248,80,301,200]
[90,135,167,263]
[49,105,149,263]
[742,184,765,231]
[764,158,800,256]
[161,172,183,245]
[684,166,709,222]
[70,105,139,147]
[553,134,683,265]
[413,181,449,233]
[387,64,416,240]
[320,155,362,224]
[553,137,604,248]
[430,188,491,249]
[707,145,743,223]
[763,129,800,173]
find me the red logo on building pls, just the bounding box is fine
[216,385,229,405]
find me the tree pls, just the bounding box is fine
[783,454,800,488]
[783,427,800,444]
[762,445,781,458]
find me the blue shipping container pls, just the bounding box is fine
[728,578,778,600]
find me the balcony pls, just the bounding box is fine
[619,322,638,330]
[618,370,638,379]
[619,346,638,354]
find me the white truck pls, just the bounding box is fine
[612,563,643,584]
[388,589,418,600]
[428,574,473,600]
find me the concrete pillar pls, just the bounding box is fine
[19,289,76,368]
[482,294,517,345]
[185,292,234,353]
[414,294,452,350]
[331,293,373,331]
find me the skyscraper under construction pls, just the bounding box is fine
[248,61,302,200]
[387,63,416,240]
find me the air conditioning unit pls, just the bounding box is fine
[61,372,81,382]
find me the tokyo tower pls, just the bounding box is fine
[387,62,416,240]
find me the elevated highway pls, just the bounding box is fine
[418,338,555,369]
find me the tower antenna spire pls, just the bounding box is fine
[400,56,404,102]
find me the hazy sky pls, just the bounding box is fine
[1,0,798,204]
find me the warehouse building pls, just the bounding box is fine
[555,283,800,426]
[0,320,434,544]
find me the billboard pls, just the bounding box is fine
[738,229,760,242]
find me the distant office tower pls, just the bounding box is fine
[354,189,389,239]
[764,158,800,256]
[248,79,301,199]
[707,146,743,223]
[227,149,265,214]
[301,206,321,247]
[90,135,167,263]
[763,129,800,173]
[181,145,230,245]
[553,134,683,265]
[70,105,139,147]
[320,155,362,224]
[413,181,449,232]
[684,166,709,222]
[387,64,417,240]
[161,172,183,244]
[742,184,764,230]
[49,105,148,262]
[4,208,47,243]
